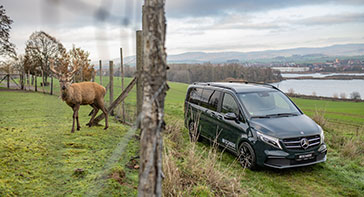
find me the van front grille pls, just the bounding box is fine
[282,135,320,150]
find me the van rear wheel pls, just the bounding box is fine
[189,121,201,142]
[238,142,257,170]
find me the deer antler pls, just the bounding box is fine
[67,65,78,78]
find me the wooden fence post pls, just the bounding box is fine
[91,69,95,82]
[109,61,114,114]
[99,60,102,85]
[41,70,45,93]
[50,76,53,95]
[7,74,10,89]
[136,30,144,123]
[35,75,37,92]
[20,72,24,90]
[138,0,167,195]
[120,47,125,122]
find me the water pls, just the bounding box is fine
[272,79,364,99]
[282,73,364,78]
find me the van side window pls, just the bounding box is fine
[200,89,221,111]
[200,89,213,109]
[208,90,221,111]
[188,87,203,104]
[222,93,239,115]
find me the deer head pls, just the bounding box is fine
[50,59,78,91]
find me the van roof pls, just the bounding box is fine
[192,82,278,93]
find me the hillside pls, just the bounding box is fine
[98,43,364,66]
[0,78,363,196]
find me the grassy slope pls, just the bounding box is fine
[163,82,364,196]
[0,91,139,196]
[1,79,364,196]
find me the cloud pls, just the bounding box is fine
[3,0,364,59]
[2,0,142,28]
[165,0,364,18]
[294,13,364,26]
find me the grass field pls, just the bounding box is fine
[0,78,363,196]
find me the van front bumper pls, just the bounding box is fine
[260,144,327,169]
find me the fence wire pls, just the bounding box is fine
[1,0,148,195]
[86,81,167,196]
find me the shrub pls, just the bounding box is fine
[312,107,327,127]
[162,123,245,197]
[350,92,361,100]
[339,92,346,99]
[341,139,358,159]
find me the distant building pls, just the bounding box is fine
[271,67,310,72]
[226,59,240,63]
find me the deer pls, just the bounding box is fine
[50,62,108,133]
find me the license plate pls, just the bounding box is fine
[298,153,313,159]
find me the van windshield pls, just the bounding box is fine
[237,91,301,118]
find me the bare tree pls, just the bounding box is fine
[0,5,16,59]
[69,45,94,82]
[350,92,361,100]
[138,0,168,196]
[340,92,346,99]
[24,31,65,85]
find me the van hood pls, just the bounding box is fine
[249,114,320,139]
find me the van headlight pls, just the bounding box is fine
[318,125,325,144]
[256,131,282,149]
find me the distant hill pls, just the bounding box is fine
[92,43,364,67]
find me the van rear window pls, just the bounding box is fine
[188,87,203,104]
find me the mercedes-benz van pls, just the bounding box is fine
[184,82,327,169]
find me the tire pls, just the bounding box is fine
[189,121,201,142]
[238,142,257,170]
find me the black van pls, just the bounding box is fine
[184,82,327,169]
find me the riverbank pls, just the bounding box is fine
[284,75,364,80]
[288,93,364,102]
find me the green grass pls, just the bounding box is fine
[292,98,364,126]
[0,91,139,196]
[1,79,363,196]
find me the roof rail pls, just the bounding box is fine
[227,80,279,90]
[193,81,280,92]
[193,82,237,92]
[209,84,236,92]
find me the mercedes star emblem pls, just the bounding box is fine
[300,138,309,149]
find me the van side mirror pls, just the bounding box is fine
[224,112,237,120]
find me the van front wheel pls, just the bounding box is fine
[189,121,201,142]
[238,142,257,170]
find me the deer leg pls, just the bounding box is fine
[87,104,99,127]
[71,107,76,133]
[75,104,81,131]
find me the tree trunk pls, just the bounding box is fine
[41,70,45,93]
[27,70,30,91]
[137,0,168,196]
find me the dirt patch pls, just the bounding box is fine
[125,156,140,170]
[109,169,126,185]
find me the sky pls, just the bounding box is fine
[2,0,364,62]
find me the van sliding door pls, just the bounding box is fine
[199,89,221,141]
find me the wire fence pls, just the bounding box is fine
[1,0,168,195]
